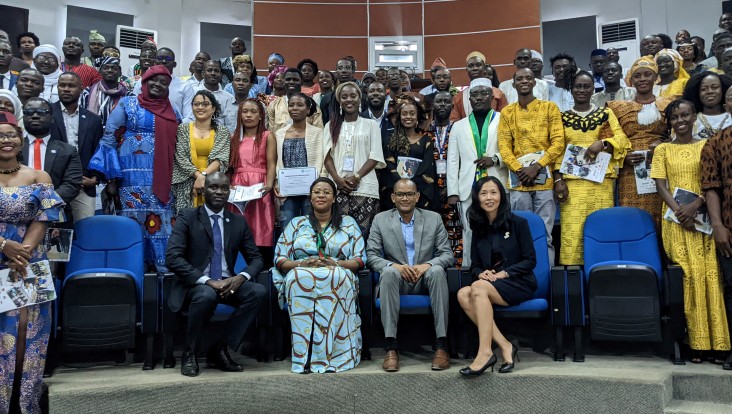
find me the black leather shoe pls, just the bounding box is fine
[181,351,199,377]
[499,343,520,374]
[208,347,244,372]
[459,354,497,377]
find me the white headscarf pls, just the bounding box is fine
[0,90,23,127]
[463,78,494,116]
[31,44,61,102]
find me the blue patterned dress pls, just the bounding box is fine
[89,97,180,271]
[0,184,64,414]
[273,215,366,373]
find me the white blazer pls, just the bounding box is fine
[446,113,508,201]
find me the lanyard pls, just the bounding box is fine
[434,122,452,159]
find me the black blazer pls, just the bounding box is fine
[22,136,83,226]
[470,212,537,289]
[50,101,104,196]
[166,206,264,312]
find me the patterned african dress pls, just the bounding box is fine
[431,122,463,268]
[383,131,436,210]
[651,141,730,351]
[0,184,64,414]
[607,97,674,224]
[557,106,630,265]
[88,97,181,272]
[273,216,366,373]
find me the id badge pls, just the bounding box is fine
[436,159,447,175]
[343,155,355,172]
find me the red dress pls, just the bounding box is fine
[231,131,275,246]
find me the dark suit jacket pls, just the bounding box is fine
[470,212,537,290]
[22,136,83,225]
[50,101,104,196]
[1,71,19,90]
[166,206,265,312]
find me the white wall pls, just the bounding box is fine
[1,0,252,77]
[541,0,724,47]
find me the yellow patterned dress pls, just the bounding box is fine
[556,106,630,265]
[190,124,215,207]
[651,140,730,351]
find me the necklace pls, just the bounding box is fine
[571,104,597,117]
[698,113,730,137]
[0,164,21,174]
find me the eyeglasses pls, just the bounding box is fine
[192,101,212,108]
[34,55,57,63]
[394,192,417,198]
[103,51,121,58]
[156,56,175,62]
[23,108,51,116]
[0,132,19,140]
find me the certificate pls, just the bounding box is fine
[278,167,317,196]
[228,183,264,203]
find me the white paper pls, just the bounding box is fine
[633,150,657,195]
[508,151,550,188]
[559,144,611,183]
[278,167,318,196]
[228,183,264,203]
[0,260,56,314]
[95,184,105,211]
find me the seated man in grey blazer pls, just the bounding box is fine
[367,178,455,372]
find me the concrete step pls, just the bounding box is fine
[665,399,732,414]
[673,371,732,405]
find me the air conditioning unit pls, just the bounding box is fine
[115,25,158,78]
[598,19,639,73]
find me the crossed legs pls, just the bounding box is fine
[457,280,513,370]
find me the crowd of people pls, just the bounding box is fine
[4,11,732,410]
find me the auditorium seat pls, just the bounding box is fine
[556,207,685,363]
[449,211,551,358]
[59,216,156,366]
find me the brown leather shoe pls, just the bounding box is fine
[431,349,450,371]
[382,350,399,372]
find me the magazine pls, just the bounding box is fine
[397,157,422,179]
[509,151,550,188]
[662,187,713,235]
[558,144,611,183]
[44,228,73,262]
[0,260,56,314]
[633,150,657,195]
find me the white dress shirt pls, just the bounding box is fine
[0,71,10,90]
[25,133,51,170]
[196,204,252,285]
[61,104,81,148]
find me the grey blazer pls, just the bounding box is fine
[366,208,455,273]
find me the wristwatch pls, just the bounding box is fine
[354,173,361,181]
[601,140,608,150]
[201,171,208,177]
[491,155,499,165]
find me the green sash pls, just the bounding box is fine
[469,110,495,181]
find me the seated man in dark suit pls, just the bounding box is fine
[366,178,455,372]
[21,97,82,225]
[51,71,103,221]
[166,171,267,377]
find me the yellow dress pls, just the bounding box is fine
[189,123,215,207]
[651,140,730,351]
[556,106,630,265]
[654,78,688,98]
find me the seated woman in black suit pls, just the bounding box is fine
[457,176,537,376]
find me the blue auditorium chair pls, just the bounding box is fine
[449,211,551,357]
[59,215,157,367]
[566,207,685,363]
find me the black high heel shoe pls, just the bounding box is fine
[498,343,520,373]
[459,354,497,377]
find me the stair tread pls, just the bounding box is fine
[665,399,732,414]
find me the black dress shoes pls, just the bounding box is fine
[181,351,199,377]
[208,346,244,372]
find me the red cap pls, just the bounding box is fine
[0,112,19,127]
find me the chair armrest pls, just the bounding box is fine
[358,270,372,326]
[253,269,280,327]
[550,265,585,326]
[141,272,159,334]
[446,267,461,294]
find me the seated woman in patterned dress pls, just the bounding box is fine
[273,178,366,373]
